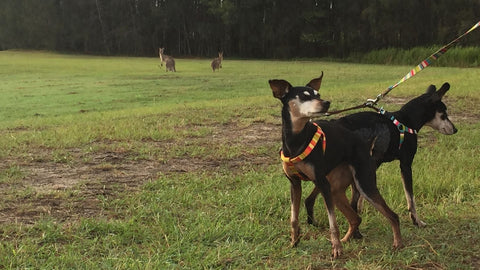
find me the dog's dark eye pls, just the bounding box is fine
[299,89,320,100]
[301,91,314,99]
[441,113,447,120]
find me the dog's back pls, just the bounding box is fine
[337,83,456,165]
[311,120,373,172]
[335,112,398,163]
[314,120,383,195]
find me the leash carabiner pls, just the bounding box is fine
[365,94,383,107]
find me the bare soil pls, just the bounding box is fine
[0,122,281,225]
[1,99,477,226]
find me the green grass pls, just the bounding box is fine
[1,50,480,269]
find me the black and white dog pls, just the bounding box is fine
[305,83,457,231]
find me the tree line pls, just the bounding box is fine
[1,0,479,59]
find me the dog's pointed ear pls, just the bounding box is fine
[269,79,292,99]
[430,82,450,102]
[436,82,450,98]
[425,84,436,94]
[306,71,324,91]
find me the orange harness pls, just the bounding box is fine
[280,122,326,180]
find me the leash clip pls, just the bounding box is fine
[366,94,383,106]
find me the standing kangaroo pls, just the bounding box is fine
[211,52,223,72]
[159,48,176,72]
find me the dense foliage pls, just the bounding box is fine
[0,0,479,58]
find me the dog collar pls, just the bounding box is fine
[280,122,326,180]
[379,108,417,149]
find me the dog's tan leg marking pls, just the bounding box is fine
[401,174,426,227]
[328,165,361,243]
[325,202,342,258]
[334,192,360,243]
[289,178,302,247]
[294,162,342,258]
[282,162,304,247]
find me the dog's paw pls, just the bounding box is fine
[290,238,300,248]
[392,241,404,250]
[307,219,320,227]
[290,228,301,247]
[330,238,343,259]
[415,219,427,227]
[353,229,363,239]
[331,245,342,259]
[412,215,427,227]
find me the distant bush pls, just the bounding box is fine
[347,46,480,67]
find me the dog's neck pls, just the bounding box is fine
[281,106,317,157]
[392,107,428,132]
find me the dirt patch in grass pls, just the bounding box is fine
[1,99,477,226]
[0,122,281,225]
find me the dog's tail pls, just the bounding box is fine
[349,160,378,201]
[349,136,380,197]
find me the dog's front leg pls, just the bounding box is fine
[289,178,302,247]
[314,176,342,258]
[400,160,426,227]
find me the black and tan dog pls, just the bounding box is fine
[305,83,457,230]
[269,73,403,258]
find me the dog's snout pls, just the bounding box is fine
[453,126,458,134]
[323,100,331,109]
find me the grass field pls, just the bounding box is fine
[0,50,479,269]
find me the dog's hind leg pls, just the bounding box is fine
[350,184,365,237]
[306,167,364,239]
[334,192,362,243]
[327,164,362,242]
[361,189,403,249]
[289,178,302,247]
[350,137,378,216]
[350,184,362,212]
[400,162,426,227]
[305,186,320,226]
[306,165,359,226]
[349,162,403,249]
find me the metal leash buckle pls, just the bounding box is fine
[365,94,383,107]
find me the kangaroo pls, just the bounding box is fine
[159,47,176,72]
[211,52,223,72]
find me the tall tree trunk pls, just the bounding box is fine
[95,0,110,55]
